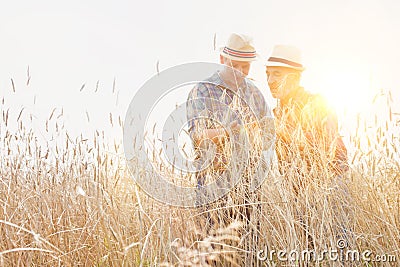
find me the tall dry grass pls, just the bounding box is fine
[0,87,399,267]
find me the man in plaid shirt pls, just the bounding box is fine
[186,33,272,228]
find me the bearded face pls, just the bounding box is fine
[268,79,286,98]
[266,66,301,101]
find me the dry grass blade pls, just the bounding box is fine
[17,107,25,122]
[48,108,57,121]
[95,80,100,92]
[26,65,31,86]
[140,219,161,267]
[213,33,217,51]
[0,248,56,257]
[86,110,90,122]
[10,78,15,92]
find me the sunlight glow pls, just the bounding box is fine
[313,69,375,118]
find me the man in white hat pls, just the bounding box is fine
[186,33,272,230]
[265,44,351,246]
[265,44,348,176]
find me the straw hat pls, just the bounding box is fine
[265,45,305,71]
[219,33,258,62]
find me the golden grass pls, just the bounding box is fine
[0,90,399,266]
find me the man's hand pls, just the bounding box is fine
[228,120,242,135]
[242,117,274,131]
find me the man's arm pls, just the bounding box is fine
[186,84,230,147]
[191,127,228,147]
[325,112,349,173]
[310,95,349,173]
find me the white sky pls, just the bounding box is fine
[1,0,399,145]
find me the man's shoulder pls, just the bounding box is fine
[245,78,260,90]
[296,88,324,106]
[245,78,265,100]
[244,78,270,117]
[188,72,221,97]
[307,92,330,109]
[301,89,336,118]
[200,72,223,88]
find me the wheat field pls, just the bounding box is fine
[0,88,399,267]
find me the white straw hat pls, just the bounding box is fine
[265,45,305,70]
[219,33,258,62]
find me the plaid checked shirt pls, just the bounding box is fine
[186,71,271,174]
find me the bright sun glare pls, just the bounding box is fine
[310,69,375,119]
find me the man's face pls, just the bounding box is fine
[266,66,300,100]
[221,56,251,77]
